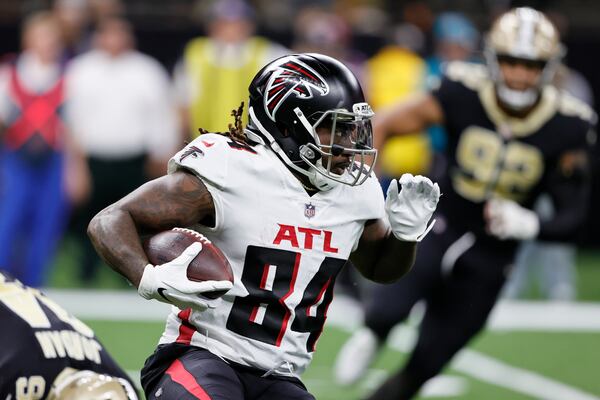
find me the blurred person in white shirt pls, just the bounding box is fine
[65,16,179,284]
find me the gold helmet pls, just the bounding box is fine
[485,7,565,110]
[48,369,138,400]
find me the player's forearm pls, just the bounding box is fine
[373,237,417,283]
[87,206,149,287]
[538,198,588,242]
[88,172,216,286]
[538,162,590,242]
[351,235,417,283]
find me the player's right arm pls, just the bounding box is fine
[373,93,445,152]
[351,174,440,283]
[87,170,214,287]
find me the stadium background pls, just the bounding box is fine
[1,0,600,399]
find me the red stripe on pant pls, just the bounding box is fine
[165,359,212,399]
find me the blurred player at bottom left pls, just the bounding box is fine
[0,270,138,400]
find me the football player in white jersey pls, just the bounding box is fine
[87,53,440,399]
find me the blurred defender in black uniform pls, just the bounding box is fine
[0,271,138,399]
[334,7,597,399]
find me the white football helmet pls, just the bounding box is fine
[48,369,138,400]
[485,7,564,111]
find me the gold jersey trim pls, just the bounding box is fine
[478,82,558,137]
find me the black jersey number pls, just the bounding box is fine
[225,245,345,351]
[453,126,544,202]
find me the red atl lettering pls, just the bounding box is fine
[273,224,299,248]
[273,224,339,254]
[297,227,321,249]
[323,230,339,254]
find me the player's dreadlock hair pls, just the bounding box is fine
[197,102,251,144]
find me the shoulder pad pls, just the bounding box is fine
[443,61,489,91]
[168,134,233,189]
[557,90,598,124]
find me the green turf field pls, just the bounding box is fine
[52,239,600,399]
[84,320,600,399]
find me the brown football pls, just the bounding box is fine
[143,228,233,299]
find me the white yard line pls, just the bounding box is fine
[487,300,600,332]
[384,325,600,400]
[43,289,600,332]
[43,289,172,321]
[326,295,600,332]
[451,349,600,400]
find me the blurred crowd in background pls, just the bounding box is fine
[0,0,598,299]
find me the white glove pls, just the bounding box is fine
[485,198,540,240]
[385,173,441,242]
[138,242,233,311]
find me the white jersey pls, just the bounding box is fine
[161,133,385,378]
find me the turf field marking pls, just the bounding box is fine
[62,289,598,399]
[452,349,600,400]
[325,294,600,332]
[487,300,600,331]
[44,290,600,331]
[385,325,600,400]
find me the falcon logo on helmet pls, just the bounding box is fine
[264,59,329,121]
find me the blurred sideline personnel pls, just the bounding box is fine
[87,53,440,399]
[65,16,179,284]
[292,6,365,80]
[334,8,597,399]
[174,0,287,139]
[53,0,93,60]
[0,271,138,399]
[0,12,87,287]
[366,23,431,180]
[425,12,480,153]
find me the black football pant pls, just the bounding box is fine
[142,344,315,400]
[363,218,516,400]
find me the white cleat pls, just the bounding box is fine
[334,327,380,386]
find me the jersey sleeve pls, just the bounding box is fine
[168,134,232,231]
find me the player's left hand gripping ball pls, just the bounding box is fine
[386,173,441,242]
[138,241,233,311]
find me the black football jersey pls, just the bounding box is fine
[0,271,134,399]
[431,61,596,239]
